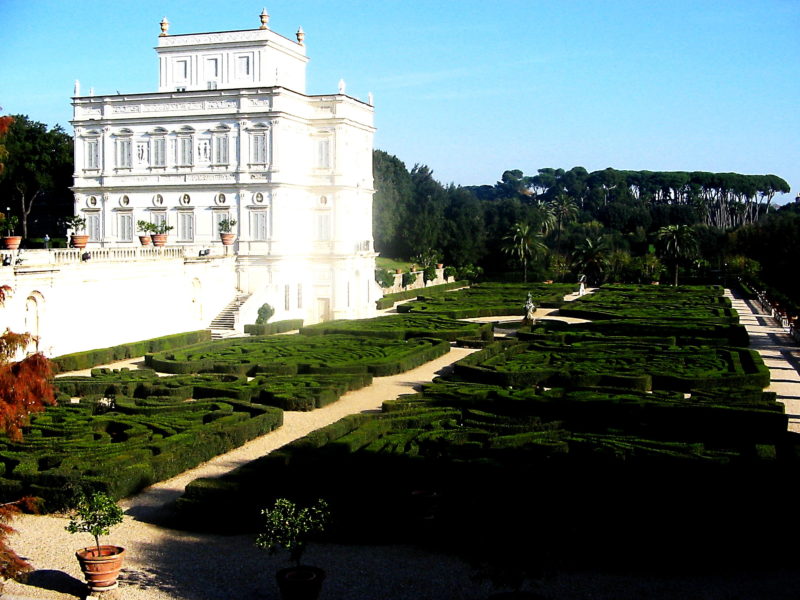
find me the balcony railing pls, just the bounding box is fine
[0,245,224,268]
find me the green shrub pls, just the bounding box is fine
[256,303,275,325]
[402,271,417,287]
[51,330,212,373]
[375,268,396,288]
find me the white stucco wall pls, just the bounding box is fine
[0,251,237,357]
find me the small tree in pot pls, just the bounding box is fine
[218,218,237,245]
[151,222,174,247]
[65,491,125,593]
[64,215,89,249]
[136,220,156,245]
[256,498,330,600]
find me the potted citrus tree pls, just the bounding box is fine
[0,213,21,250]
[218,218,237,246]
[64,215,89,249]
[136,220,155,246]
[151,221,174,247]
[65,491,125,593]
[255,498,330,600]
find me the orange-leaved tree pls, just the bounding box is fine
[0,284,56,580]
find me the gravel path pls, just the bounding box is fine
[6,294,800,599]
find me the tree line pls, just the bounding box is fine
[373,151,797,308]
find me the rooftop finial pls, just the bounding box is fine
[259,8,270,29]
[160,17,170,37]
[74,80,81,97]
[296,26,305,44]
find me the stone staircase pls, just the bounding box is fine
[209,293,251,339]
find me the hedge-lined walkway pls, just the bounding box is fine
[727,289,800,433]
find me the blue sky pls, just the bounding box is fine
[2,0,798,202]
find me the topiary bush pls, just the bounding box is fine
[256,303,275,325]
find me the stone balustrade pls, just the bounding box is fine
[0,245,234,268]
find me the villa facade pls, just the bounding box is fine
[70,11,378,327]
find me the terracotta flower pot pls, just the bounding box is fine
[139,235,152,246]
[220,233,236,246]
[276,566,325,600]
[152,234,168,247]
[75,545,125,592]
[2,236,22,250]
[70,235,89,249]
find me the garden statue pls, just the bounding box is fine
[523,292,537,325]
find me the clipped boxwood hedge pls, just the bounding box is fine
[0,393,282,508]
[145,334,450,377]
[375,280,469,310]
[51,330,211,373]
[243,319,304,336]
[300,314,493,341]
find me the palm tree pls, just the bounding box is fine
[548,194,578,252]
[571,234,610,286]
[502,222,547,283]
[656,225,698,286]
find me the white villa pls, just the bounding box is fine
[0,11,380,356]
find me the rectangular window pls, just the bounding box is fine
[212,135,228,165]
[212,211,229,237]
[317,138,331,168]
[284,284,290,311]
[116,138,132,168]
[178,211,194,241]
[118,213,133,241]
[251,210,270,241]
[237,55,251,77]
[315,212,331,241]
[85,139,100,170]
[152,137,166,167]
[175,59,188,81]
[151,212,167,230]
[251,133,268,164]
[178,137,193,166]
[297,284,303,309]
[206,57,219,78]
[87,213,102,242]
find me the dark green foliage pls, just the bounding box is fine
[243,319,303,336]
[0,384,283,507]
[401,271,417,287]
[255,303,275,325]
[374,268,396,289]
[397,282,576,318]
[145,334,450,378]
[375,280,467,310]
[300,314,492,342]
[51,330,212,373]
[174,283,797,571]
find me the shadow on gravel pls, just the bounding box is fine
[25,569,85,597]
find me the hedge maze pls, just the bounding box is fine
[177,283,799,569]
[0,382,283,508]
[0,326,452,507]
[145,334,450,377]
[300,314,493,342]
[396,282,577,318]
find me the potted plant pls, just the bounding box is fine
[0,214,21,250]
[151,221,174,247]
[255,498,330,600]
[65,491,125,593]
[218,218,237,246]
[136,220,155,246]
[64,215,89,249]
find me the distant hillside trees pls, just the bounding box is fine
[371,149,792,295]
